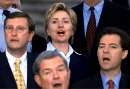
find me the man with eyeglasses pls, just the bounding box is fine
[0,12,39,89]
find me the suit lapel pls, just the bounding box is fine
[95,74,104,89]
[119,74,130,88]
[26,53,39,88]
[27,53,34,88]
[0,53,17,88]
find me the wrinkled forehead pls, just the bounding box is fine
[40,56,67,70]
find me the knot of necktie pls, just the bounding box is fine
[3,10,10,17]
[14,59,21,70]
[108,80,114,89]
[89,7,95,11]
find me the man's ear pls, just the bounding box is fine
[34,75,42,87]
[122,50,128,60]
[28,31,34,42]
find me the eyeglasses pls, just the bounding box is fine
[5,25,28,33]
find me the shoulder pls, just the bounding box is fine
[9,7,21,13]
[72,2,83,11]
[72,74,102,88]
[27,52,39,62]
[0,52,6,61]
[71,51,87,60]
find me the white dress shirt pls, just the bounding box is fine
[83,0,104,36]
[6,50,27,88]
[46,42,74,66]
[101,72,121,89]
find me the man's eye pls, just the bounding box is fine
[98,45,104,48]
[6,26,13,30]
[58,67,66,72]
[110,45,118,48]
[43,71,51,75]
[17,27,25,31]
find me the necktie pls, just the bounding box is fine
[3,10,10,17]
[86,7,96,53]
[108,80,114,89]
[13,59,25,89]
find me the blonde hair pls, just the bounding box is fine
[44,3,77,43]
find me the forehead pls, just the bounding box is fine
[40,56,65,69]
[51,10,70,19]
[6,17,28,25]
[100,34,121,44]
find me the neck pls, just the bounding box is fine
[85,0,101,7]
[100,67,121,80]
[7,48,26,58]
[52,42,69,55]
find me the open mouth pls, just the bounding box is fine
[10,39,18,42]
[57,31,65,35]
[103,57,110,62]
[53,83,62,88]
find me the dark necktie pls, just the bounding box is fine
[3,10,10,17]
[86,7,96,53]
[108,80,114,89]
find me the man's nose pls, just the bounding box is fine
[103,46,109,53]
[53,71,60,79]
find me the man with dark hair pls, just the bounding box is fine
[0,0,21,52]
[0,12,39,89]
[72,27,130,88]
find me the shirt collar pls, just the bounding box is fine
[0,6,11,14]
[6,49,27,65]
[101,72,121,89]
[83,0,104,12]
[46,42,74,58]
[0,6,21,14]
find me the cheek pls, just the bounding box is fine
[48,24,56,31]
[66,29,74,37]
[47,29,56,36]
[111,51,122,58]
[60,72,69,80]
[42,75,53,84]
[97,50,102,58]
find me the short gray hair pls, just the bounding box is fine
[33,50,69,75]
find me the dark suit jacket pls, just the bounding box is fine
[42,46,91,87]
[0,52,39,89]
[32,34,47,54]
[72,73,130,89]
[113,0,129,8]
[72,0,130,75]
[69,52,91,86]
[72,0,130,55]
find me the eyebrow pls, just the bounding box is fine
[99,43,120,46]
[51,18,70,20]
[42,64,66,71]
